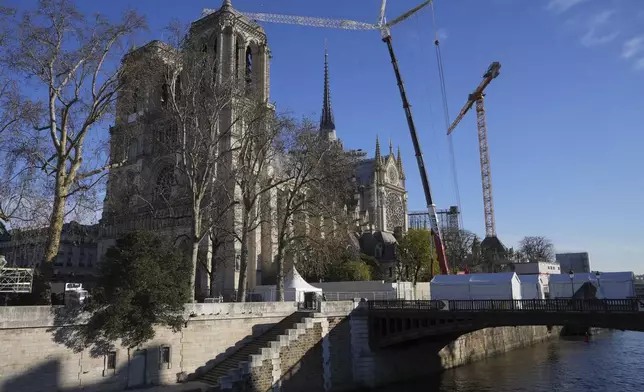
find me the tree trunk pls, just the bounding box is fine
[189,241,199,302]
[43,181,67,266]
[189,210,201,303]
[208,235,218,298]
[236,213,249,302]
[275,243,285,302]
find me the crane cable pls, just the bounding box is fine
[429,1,464,231]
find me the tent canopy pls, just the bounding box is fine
[284,267,322,292]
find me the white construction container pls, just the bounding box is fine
[429,274,472,300]
[518,274,546,300]
[468,273,522,300]
[549,273,597,298]
[596,272,635,299]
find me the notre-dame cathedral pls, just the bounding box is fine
[99,0,408,298]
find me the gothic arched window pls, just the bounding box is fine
[127,138,138,161]
[132,88,140,113]
[161,83,169,107]
[213,38,218,79]
[245,45,252,89]
[374,243,383,259]
[155,167,174,201]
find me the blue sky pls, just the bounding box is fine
[7,0,643,273]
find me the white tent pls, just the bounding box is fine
[597,272,635,299]
[468,273,522,300]
[429,274,471,300]
[549,273,597,298]
[518,275,546,300]
[283,267,322,302]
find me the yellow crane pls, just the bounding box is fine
[448,62,505,255]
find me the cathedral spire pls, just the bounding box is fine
[389,139,394,156]
[375,135,382,168]
[320,42,336,139]
[397,145,405,179]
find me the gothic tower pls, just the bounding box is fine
[101,0,275,299]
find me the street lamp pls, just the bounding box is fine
[595,271,601,288]
[569,270,575,298]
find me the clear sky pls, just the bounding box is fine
[6,0,643,273]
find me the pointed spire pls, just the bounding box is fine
[375,135,382,167]
[397,145,405,179]
[389,139,394,156]
[320,41,336,137]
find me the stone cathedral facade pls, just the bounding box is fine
[99,1,409,298]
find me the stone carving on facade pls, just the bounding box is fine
[385,190,405,231]
[386,165,398,186]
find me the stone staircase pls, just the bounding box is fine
[198,311,310,388]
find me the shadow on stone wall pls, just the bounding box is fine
[1,358,61,392]
[0,345,169,392]
[276,338,324,392]
[188,322,278,381]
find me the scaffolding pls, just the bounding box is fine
[408,206,460,232]
[0,266,34,293]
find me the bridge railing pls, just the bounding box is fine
[367,299,640,313]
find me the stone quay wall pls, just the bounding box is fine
[0,301,562,392]
[0,303,296,392]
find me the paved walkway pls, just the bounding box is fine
[127,381,211,392]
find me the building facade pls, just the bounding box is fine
[98,1,410,297]
[512,261,561,276]
[556,252,591,273]
[0,222,99,282]
[100,1,274,299]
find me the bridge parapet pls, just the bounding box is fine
[368,299,642,313]
[366,299,644,349]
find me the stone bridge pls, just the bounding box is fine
[367,299,644,348]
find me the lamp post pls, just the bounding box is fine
[595,271,601,288]
[569,270,575,298]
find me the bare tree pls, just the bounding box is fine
[155,25,249,301]
[1,0,146,274]
[229,106,290,302]
[518,236,555,263]
[442,228,479,271]
[271,125,358,300]
[0,7,46,229]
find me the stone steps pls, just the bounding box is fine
[198,312,309,387]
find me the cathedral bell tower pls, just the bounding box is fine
[191,0,275,296]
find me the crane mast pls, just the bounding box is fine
[448,62,504,254]
[382,35,448,274]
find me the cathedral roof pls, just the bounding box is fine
[355,159,375,185]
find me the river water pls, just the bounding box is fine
[373,331,644,392]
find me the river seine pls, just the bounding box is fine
[373,331,644,391]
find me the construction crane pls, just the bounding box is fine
[204,0,450,274]
[447,62,505,255]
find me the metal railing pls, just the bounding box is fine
[367,299,641,313]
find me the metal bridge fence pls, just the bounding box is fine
[367,299,641,313]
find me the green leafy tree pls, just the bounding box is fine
[395,229,439,285]
[82,231,191,351]
[328,259,373,282]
